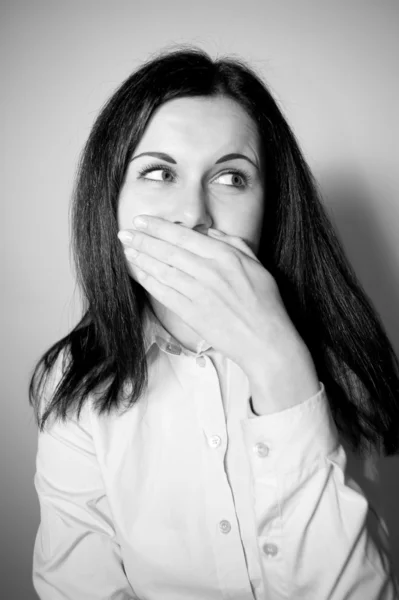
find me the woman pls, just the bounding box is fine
[30,46,399,599]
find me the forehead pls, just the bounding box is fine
[138,96,260,154]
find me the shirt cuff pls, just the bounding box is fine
[241,382,339,475]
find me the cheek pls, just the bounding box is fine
[117,183,167,231]
[117,188,151,284]
[117,188,131,230]
[248,195,265,242]
[250,212,264,247]
[233,202,264,255]
[226,200,264,242]
[117,187,148,230]
[117,192,137,230]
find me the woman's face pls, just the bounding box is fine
[117,95,265,348]
[118,95,265,253]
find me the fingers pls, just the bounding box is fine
[208,228,259,262]
[119,229,212,280]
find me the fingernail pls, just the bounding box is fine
[208,228,225,237]
[133,216,148,229]
[125,247,139,259]
[118,231,134,244]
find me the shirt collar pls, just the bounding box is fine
[142,304,212,358]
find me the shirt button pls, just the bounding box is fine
[219,520,231,534]
[263,543,278,557]
[253,442,269,457]
[208,435,221,448]
[166,343,181,355]
[196,356,206,367]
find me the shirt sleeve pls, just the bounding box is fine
[32,365,137,599]
[241,382,399,600]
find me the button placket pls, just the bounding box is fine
[188,357,256,599]
[190,354,248,581]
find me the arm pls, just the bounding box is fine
[242,382,399,599]
[32,365,137,599]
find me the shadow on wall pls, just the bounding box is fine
[321,169,399,579]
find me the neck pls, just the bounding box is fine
[149,298,206,353]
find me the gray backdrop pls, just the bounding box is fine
[2,0,399,597]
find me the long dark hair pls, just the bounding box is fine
[29,45,399,456]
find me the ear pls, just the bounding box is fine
[208,228,260,262]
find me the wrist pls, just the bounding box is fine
[244,335,320,416]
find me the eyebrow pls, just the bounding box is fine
[130,151,259,170]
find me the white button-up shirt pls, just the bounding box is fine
[32,306,398,599]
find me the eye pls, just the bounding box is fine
[137,163,175,183]
[137,163,252,189]
[214,169,251,189]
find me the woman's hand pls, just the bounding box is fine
[118,215,320,413]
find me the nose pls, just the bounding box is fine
[173,187,213,234]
